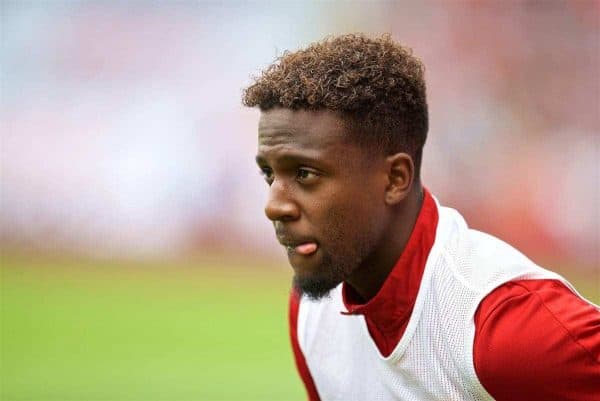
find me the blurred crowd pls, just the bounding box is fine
[1,2,598,269]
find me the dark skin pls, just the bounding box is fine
[255,108,423,302]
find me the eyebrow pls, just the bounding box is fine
[255,152,325,168]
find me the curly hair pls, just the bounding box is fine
[242,33,429,177]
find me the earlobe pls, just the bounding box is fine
[384,153,414,205]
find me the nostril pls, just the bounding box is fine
[265,202,298,222]
[265,191,300,222]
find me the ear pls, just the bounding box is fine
[384,153,414,205]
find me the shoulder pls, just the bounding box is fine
[436,207,549,287]
[474,279,600,401]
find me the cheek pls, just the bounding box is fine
[301,175,386,238]
[337,183,384,218]
[319,193,384,245]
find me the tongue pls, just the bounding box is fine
[295,242,318,255]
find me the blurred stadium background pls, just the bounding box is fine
[1,1,598,400]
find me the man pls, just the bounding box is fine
[243,34,599,401]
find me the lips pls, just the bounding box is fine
[276,233,319,256]
[293,242,318,255]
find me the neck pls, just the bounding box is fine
[345,184,424,303]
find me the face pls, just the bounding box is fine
[256,108,390,299]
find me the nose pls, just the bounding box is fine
[264,180,300,222]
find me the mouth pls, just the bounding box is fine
[278,236,319,256]
[286,242,318,256]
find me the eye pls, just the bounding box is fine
[259,167,274,185]
[296,168,320,184]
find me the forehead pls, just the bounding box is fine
[258,108,350,151]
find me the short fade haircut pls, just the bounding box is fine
[242,33,429,178]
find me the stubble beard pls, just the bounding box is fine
[292,251,343,300]
[292,236,375,301]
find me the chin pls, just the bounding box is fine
[292,270,343,301]
[289,247,355,300]
[293,279,336,300]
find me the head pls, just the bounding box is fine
[244,34,428,299]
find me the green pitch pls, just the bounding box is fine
[1,254,598,401]
[1,254,305,401]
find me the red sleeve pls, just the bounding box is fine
[289,289,321,401]
[474,279,600,401]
